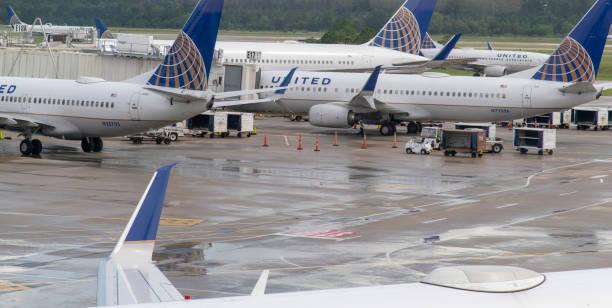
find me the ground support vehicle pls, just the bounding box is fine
[405,138,433,155]
[227,112,254,138]
[454,123,504,153]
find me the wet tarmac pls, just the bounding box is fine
[1,117,612,307]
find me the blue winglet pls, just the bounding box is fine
[368,0,438,55]
[123,163,176,243]
[362,66,382,93]
[532,0,612,83]
[96,18,113,39]
[147,0,224,91]
[275,67,298,95]
[432,33,462,61]
[487,42,494,51]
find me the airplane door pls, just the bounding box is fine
[522,87,533,116]
[129,93,140,120]
[21,94,30,113]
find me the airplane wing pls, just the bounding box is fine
[0,113,54,129]
[212,68,297,109]
[597,82,612,91]
[97,163,184,306]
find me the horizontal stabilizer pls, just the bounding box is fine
[145,86,214,102]
[213,97,279,108]
[559,82,597,94]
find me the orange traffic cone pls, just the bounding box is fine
[362,131,367,149]
[509,120,513,130]
[297,134,303,150]
[333,130,339,146]
[263,136,269,147]
[314,135,320,152]
[392,132,398,148]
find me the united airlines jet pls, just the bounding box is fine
[222,0,612,136]
[96,160,612,307]
[419,33,550,76]
[96,0,457,72]
[0,0,278,156]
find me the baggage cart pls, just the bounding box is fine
[513,128,556,155]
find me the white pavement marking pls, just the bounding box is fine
[422,218,448,224]
[560,191,578,197]
[591,175,609,179]
[280,256,303,268]
[496,203,518,209]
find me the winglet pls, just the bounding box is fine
[348,66,382,110]
[110,163,176,260]
[361,65,382,94]
[96,18,114,39]
[97,163,183,306]
[275,67,298,95]
[487,42,494,51]
[432,33,462,61]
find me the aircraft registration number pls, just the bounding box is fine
[102,121,121,127]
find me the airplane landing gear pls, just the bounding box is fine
[19,131,43,156]
[81,137,104,153]
[379,123,397,136]
[20,139,32,156]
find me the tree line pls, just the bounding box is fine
[0,0,595,37]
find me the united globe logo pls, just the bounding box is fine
[532,37,595,83]
[369,7,421,55]
[148,32,207,90]
[100,30,114,39]
[421,33,437,49]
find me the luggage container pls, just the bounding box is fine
[524,114,552,128]
[187,111,229,137]
[453,123,504,153]
[441,129,486,158]
[513,128,556,155]
[227,112,254,138]
[572,107,609,130]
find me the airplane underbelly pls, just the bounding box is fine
[41,117,174,140]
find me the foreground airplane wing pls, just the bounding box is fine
[0,112,54,129]
[97,164,184,306]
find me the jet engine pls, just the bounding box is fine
[484,66,508,77]
[308,104,356,128]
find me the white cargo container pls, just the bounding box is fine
[514,128,556,155]
[187,111,229,137]
[552,110,572,128]
[572,107,609,130]
[227,112,254,137]
[116,33,153,55]
[454,122,504,153]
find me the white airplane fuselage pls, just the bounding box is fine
[231,71,596,123]
[15,24,92,36]
[97,268,612,308]
[0,77,210,140]
[216,41,427,71]
[420,48,549,74]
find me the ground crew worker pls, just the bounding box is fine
[358,120,364,136]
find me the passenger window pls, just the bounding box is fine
[111,103,115,108]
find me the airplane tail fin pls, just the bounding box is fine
[487,42,494,51]
[531,0,612,83]
[367,0,437,55]
[147,0,224,91]
[96,18,114,39]
[421,32,441,49]
[7,5,23,28]
[97,163,184,306]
